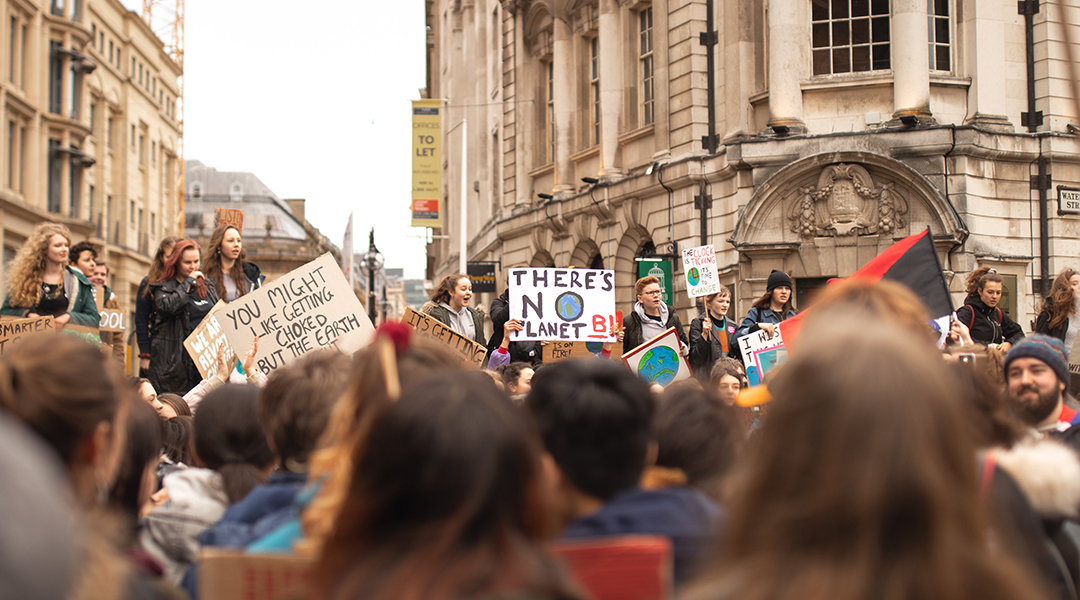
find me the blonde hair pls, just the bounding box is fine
[4,223,72,308]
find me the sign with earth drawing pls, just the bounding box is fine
[508,267,618,343]
[622,327,692,387]
[681,244,721,298]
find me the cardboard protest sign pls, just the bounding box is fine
[217,253,375,375]
[402,307,486,367]
[737,328,788,386]
[681,245,721,298]
[63,323,102,346]
[0,316,54,355]
[199,548,312,600]
[508,268,617,342]
[98,309,127,333]
[184,301,235,379]
[544,340,625,362]
[213,208,244,232]
[622,327,692,387]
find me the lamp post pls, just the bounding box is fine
[364,228,383,324]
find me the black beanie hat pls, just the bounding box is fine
[767,270,793,292]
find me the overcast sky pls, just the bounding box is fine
[123,0,430,279]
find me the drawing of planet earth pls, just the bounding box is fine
[637,346,679,386]
[585,341,604,353]
[687,267,701,286]
[555,292,584,322]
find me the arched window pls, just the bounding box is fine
[229,182,242,202]
[191,182,202,200]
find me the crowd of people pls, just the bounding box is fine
[3,225,1080,600]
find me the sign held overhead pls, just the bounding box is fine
[508,267,617,342]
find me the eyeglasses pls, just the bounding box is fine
[642,290,663,296]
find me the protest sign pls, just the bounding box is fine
[544,340,625,362]
[214,208,244,231]
[622,327,692,387]
[680,245,721,298]
[217,253,374,375]
[200,548,312,600]
[98,308,127,333]
[63,323,102,346]
[184,301,234,379]
[737,328,788,386]
[508,268,617,342]
[0,315,54,355]
[402,307,486,367]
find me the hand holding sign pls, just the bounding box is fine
[508,268,617,342]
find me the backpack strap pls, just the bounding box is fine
[964,306,976,330]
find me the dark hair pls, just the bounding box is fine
[429,273,470,304]
[260,350,350,468]
[947,362,1024,449]
[710,357,746,387]
[0,334,124,465]
[109,399,163,526]
[526,360,654,500]
[965,266,1004,297]
[157,393,191,418]
[162,416,195,466]
[654,387,743,497]
[314,372,582,600]
[686,314,1049,600]
[496,362,532,389]
[203,225,247,300]
[751,288,794,313]
[1039,268,1080,331]
[158,239,208,299]
[193,385,275,504]
[69,240,98,264]
[142,235,181,298]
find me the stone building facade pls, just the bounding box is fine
[0,0,181,314]
[425,0,1080,330]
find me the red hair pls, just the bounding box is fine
[159,240,208,299]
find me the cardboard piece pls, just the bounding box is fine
[199,549,312,600]
[544,340,625,362]
[551,536,673,600]
[0,316,54,355]
[63,323,102,346]
[98,308,127,333]
[736,328,787,386]
[621,327,692,387]
[184,301,235,379]
[402,307,486,367]
[213,208,244,232]
[508,267,617,342]
[217,253,375,376]
[680,245,721,298]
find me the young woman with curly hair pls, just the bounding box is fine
[1034,268,1080,354]
[202,224,262,304]
[955,266,1025,351]
[0,222,99,329]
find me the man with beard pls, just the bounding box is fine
[1004,334,1077,433]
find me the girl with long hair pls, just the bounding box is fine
[313,371,584,600]
[689,287,739,379]
[135,235,180,377]
[734,270,796,341]
[148,239,218,394]
[684,312,1051,600]
[1035,268,1080,354]
[422,273,486,345]
[955,266,1025,351]
[202,224,262,304]
[0,222,99,329]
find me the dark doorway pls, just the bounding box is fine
[795,277,832,311]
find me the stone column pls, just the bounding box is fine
[767,0,807,131]
[597,0,623,180]
[552,16,575,194]
[891,0,933,120]
[962,0,1012,130]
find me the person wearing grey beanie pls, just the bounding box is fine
[1003,334,1075,432]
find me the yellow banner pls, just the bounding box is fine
[411,99,442,228]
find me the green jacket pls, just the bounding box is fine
[421,301,487,346]
[1,265,100,327]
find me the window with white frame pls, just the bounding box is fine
[639,7,654,126]
[545,60,554,163]
[589,36,599,146]
[928,0,950,71]
[811,0,890,76]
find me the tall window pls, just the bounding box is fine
[50,0,64,17]
[69,147,81,218]
[67,54,82,119]
[639,7,654,126]
[811,0,890,75]
[589,36,600,146]
[47,140,62,213]
[106,115,113,148]
[928,0,950,71]
[49,42,63,114]
[545,60,554,163]
[8,18,14,84]
[7,121,14,189]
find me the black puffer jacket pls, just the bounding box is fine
[149,277,218,395]
[955,296,1024,347]
[688,312,739,380]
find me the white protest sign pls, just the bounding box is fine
[184,301,233,379]
[681,244,721,298]
[217,253,375,375]
[622,327,692,387]
[508,267,617,342]
[737,328,788,386]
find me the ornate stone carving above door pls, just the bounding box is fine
[787,163,908,238]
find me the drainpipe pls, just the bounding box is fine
[697,0,718,250]
[1020,0,1042,132]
